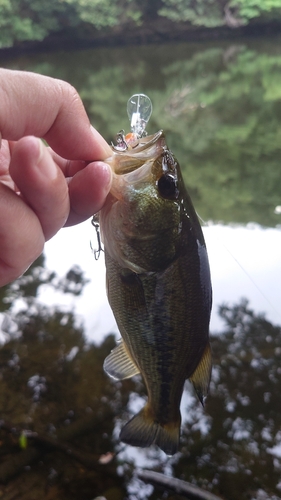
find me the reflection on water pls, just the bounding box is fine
[2,37,281,226]
[1,37,281,499]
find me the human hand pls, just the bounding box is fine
[0,68,112,286]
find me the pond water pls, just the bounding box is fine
[1,36,281,498]
[2,36,280,335]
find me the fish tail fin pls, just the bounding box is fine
[120,404,180,456]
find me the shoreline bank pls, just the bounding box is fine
[0,18,280,59]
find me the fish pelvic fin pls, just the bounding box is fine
[103,340,140,380]
[189,342,212,406]
[120,405,180,456]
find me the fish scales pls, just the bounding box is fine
[100,131,212,455]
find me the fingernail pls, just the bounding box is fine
[100,161,112,193]
[88,161,112,206]
[90,125,112,158]
[37,139,58,180]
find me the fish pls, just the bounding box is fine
[99,130,212,455]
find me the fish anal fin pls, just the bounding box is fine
[189,342,212,406]
[120,405,180,456]
[103,340,140,380]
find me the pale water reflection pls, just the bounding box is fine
[43,219,281,342]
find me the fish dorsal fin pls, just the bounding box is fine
[189,342,212,406]
[103,340,140,380]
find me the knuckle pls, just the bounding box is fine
[56,79,83,111]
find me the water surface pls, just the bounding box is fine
[1,35,281,499]
[2,37,281,226]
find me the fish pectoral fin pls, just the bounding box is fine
[103,340,140,380]
[189,342,212,406]
[120,405,180,456]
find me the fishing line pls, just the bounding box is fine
[198,215,281,323]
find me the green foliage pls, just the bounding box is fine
[1,0,281,48]
[0,0,74,48]
[152,44,281,226]
[19,432,28,449]
[84,0,141,28]
[159,0,225,27]
[159,0,281,26]
[231,0,281,20]
[8,38,281,227]
[64,0,122,29]
[0,0,142,48]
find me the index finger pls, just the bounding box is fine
[0,69,111,161]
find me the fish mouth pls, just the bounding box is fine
[106,130,166,176]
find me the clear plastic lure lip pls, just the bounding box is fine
[111,94,153,152]
[127,94,153,138]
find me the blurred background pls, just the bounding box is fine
[1,1,281,499]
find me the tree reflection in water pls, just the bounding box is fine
[0,257,281,499]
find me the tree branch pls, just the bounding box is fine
[136,470,224,500]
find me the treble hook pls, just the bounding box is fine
[91,215,104,260]
[111,130,128,152]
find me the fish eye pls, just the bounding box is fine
[157,174,179,200]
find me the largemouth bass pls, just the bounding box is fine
[99,129,212,455]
